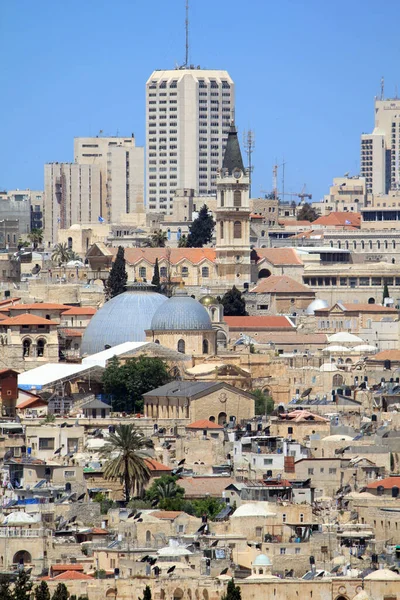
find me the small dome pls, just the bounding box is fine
[365,568,400,580]
[150,291,212,331]
[305,298,329,315]
[232,503,276,518]
[81,283,167,355]
[253,554,272,567]
[199,295,218,306]
[353,591,370,600]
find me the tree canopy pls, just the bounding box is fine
[34,581,50,600]
[28,228,43,249]
[297,203,318,222]
[222,580,242,600]
[220,286,247,316]
[252,389,274,415]
[13,569,33,600]
[151,230,168,248]
[51,243,77,265]
[100,423,153,502]
[186,205,215,247]
[151,258,161,292]
[145,474,185,510]
[51,583,69,600]
[105,246,128,300]
[102,355,172,413]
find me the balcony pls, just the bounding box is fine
[0,528,49,538]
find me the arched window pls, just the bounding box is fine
[37,339,46,358]
[393,240,396,249]
[202,339,209,354]
[361,240,365,249]
[233,221,242,239]
[220,190,224,207]
[167,229,171,240]
[23,339,31,358]
[67,237,73,249]
[385,240,388,249]
[369,240,373,249]
[177,339,185,354]
[202,266,209,278]
[160,266,167,278]
[345,241,349,250]
[282,513,287,523]
[377,240,381,249]
[220,221,224,239]
[139,266,146,279]
[146,530,151,544]
[261,230,265,237]
[337,241,341,249]
[233,190,241,207]
[333,374,344,387]
[181,266,189,278]
[300,513,304,523]
[177,228,182,240]
[353,241,357,249]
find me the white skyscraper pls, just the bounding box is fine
[146,68,234,213]
[360,98,400,195]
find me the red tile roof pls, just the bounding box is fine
[0,314,58,326]
[145,458,172,472]
[278,220,313,227]
[342,303,398,313]
[186,419,224,430]
[90,527,108,534]
[61,306,97,315]
[254,248,303,266]
[51,564,84,572]
[370,349,400,361]
[59,328,83,337]
[224,316,294,330]
[17,397,47,409]
[179,476,234,498]
[9,303,72,311]
[249,275,313,294]
[312,212,361,227]
[0,297,21,306]
[110,247,216,266]
[366,477,400,489]
[52,571,94,580]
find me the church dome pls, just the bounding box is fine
[305,298,329,315]
[199,295,218,307]
[150,291,213,331]
[81,283,167,355]
[253,554,272,567]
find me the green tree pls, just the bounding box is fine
[151,258,161,292]
[28,228,43,249]
[51,583,69,600]
[252,389,274,415]
[100,423,153,502]
[12,569,33,600]
[297,203,318,222]
[145,475,185,509]
[0,576,12,600]
[51,243,71,265]
[178,234,188,248]
[139,585,152,600]
[102,355,172,413]
[383,282,390,303]
[34,581,50,600]
[151,230,168,248]
[222,579,241,600]
[105,246,128,300]
[191,497,225,520]
[186,205,215,247]
[220,286,247,316]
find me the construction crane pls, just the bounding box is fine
[297,184,312,204]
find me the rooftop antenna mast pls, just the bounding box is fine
[185,0,189,67]
[243,130,255,198]
[381,76,384,100]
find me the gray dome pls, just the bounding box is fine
[253,554,272,567]
[305,298,329,315]
[81,285,168,355]
[150,291,212,331]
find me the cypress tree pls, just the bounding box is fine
[105,246,128,300]
[51,583,69,600]
[12,569,33,600]
[34,581,51,600]
[151,258,161,292]
[139,585,152,600]
[383,282,390,303]
[187,205,215,247]
[0,576,12,600]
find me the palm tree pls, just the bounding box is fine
[28,228,43,249]
[151,229,168,248]
[152,477,182,501]
[67,250,81,261]
[100,424,153,503]
[51,243,71,265]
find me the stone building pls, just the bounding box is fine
[0,313,59,369]
[245,275,315,316]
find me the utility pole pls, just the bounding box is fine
[185,0,189,67]
[243,130,255,197]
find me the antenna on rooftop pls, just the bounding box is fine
[381,76,385,100]
[185,0,189,67]
[243,130,255,198]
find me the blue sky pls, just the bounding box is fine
[1,0,400,202]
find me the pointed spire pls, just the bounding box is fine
[222,123,245,175]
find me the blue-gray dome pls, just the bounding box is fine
[150,292,212,331]
[81,284,167,355]
[253,554,272,567]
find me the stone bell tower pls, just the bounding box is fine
[215,123,251,287]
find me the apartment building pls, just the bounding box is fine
[43,163,101,244]
[0,189,44,236]
[146,68,234,213]
[74,135,144,223]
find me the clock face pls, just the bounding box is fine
[233,169,242,180]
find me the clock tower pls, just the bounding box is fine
[215,124,251,287]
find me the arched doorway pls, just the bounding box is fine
[177,339,185,354]
[368,297,375,304]
[218,412,227,426]
[333,374,344,387]
[13,550,31,566]
[258,268,271,279]
[106,589,117,598]
[173,589,184,600]
[217,330,227,349]
[202,339,209,354]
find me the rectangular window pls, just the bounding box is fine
[329,468,337,475]
[64,470,76,478]
[39,438,55,450]
[308,468,314,475]
[263,459,273,465]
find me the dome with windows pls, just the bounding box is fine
[81,283,167,355]
[253,554,272,567]
[150,290,213,331]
